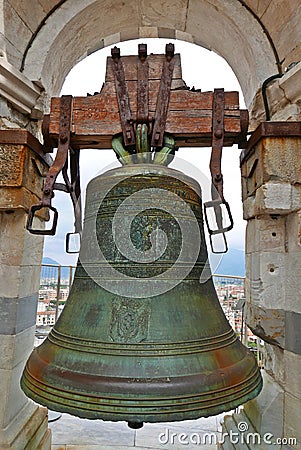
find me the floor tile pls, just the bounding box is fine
[65,447,217,450]
[49,414,135,446]
[135,422,220,449]
[66,447,160,450]
[49,413,222,449]
[163,415,219,432]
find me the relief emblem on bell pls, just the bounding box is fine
[110,297,151,343]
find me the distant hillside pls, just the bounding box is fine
[42,257,59,266]
[213,248,245,277]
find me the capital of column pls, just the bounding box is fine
[0,57,43,118]
[0,130,51,217]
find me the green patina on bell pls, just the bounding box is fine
[21,131,262,425]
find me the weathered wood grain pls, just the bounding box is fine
[48,54,246,150]
[105,54,183,82]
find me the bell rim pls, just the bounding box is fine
[21,344,263,422]
[21,361,262,422]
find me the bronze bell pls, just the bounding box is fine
[21,162,262,427]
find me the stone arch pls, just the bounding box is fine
[21,0,276,109]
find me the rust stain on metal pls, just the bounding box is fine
[210,88,225,201]
[49,90,246,149]
[151,43,175,147]
[204,89,234,253]
[42,95,73,205]
[0,129,50,165]
[111,46,135,147]
[137,43,149,125]
[26,96,74,235]
[240,121,301,165]
[47,46,248,150]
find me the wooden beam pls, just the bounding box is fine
[48,54,247,150]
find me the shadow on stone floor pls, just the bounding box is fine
[49,412,225,450]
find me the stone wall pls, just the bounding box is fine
[237,125,301,449]
[0,132,51,449]
[245,0,301,68]
[1,0,300,114]
[2,0,276,106]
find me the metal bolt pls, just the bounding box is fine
[165,43,175,61]
[111,46,120,60]
[214,129,223,139]
[138,44,147,61]
[60,134,68,144]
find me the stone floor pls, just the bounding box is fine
[49,411,225,450]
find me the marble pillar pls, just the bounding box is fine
[0,130,51,449]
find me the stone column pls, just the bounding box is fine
[0,130,51,449]
[220,122,301,449]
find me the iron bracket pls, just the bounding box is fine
[27,95,82,243]
[151,43,175,148]
[27,95,73,234]
[204,199,234,253]
[111,47,136,147]
[204,88,233,253]
[61,147,82,252]
[111,43,175,150]
[137,44,149,126]
[210,88,225,201]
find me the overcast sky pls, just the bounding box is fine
[43,38,246,266]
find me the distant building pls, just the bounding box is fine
[60,288,69,301]
[36,310,56,326]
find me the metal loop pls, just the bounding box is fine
[66,232,81,254]
[208,232,229,254]
[203,199,233,254]
[204,199,234,235]
[26,204,58,235]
